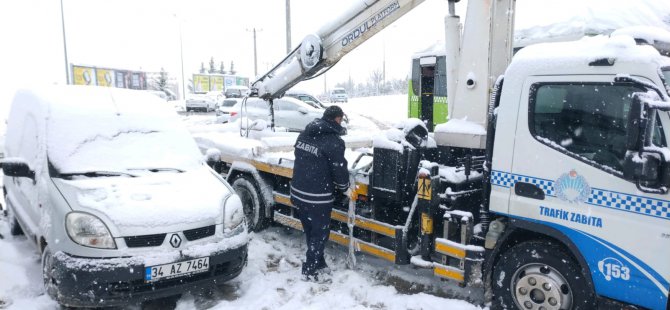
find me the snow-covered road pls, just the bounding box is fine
[0,218,484,310]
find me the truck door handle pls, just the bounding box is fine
[514,182,545,200]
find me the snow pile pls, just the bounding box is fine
[56,167,230,232]
[514,0,670,47]
[435,118,486,135]
[612,26,670,45]
[509,35,667,77]
[373,119,429,151]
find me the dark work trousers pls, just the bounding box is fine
[296,202,332,276]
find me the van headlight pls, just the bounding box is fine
[65,212,116,249]
[223,194,245,231]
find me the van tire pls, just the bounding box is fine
[7,203,24,236]
[41,246,59,301]
[491,241,596,310]
[231,175,270,232]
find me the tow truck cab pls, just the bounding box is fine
[487,36,670,309]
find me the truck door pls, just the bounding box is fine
[420,63,435,131]
[508,75,669,309]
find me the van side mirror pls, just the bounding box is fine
[2,158,35,181]
[205,148,223,173]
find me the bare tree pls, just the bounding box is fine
[369,68,384,95]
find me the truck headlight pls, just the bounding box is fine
[65,212,116,249]
[223,194,244,231]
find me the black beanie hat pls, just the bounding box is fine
[322,105,344,121]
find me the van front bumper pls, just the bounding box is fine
[48,244,247,307]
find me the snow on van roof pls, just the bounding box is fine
[9,85,202,173]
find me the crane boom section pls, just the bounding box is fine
[251,0,425,100]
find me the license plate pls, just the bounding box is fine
[145,257,210,282]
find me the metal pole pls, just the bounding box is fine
[286,0,292,53]
[178,17,186,99]
[253,28,258,77]
[60,0,70,84]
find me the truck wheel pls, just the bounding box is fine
[491,241,595,310]
[231,176,270,232]
[7,203,23,236]
[41,246,59,301]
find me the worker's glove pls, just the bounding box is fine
[333,188,350,207]
[343,188,353,200]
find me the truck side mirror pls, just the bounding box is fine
[2,159,35,181]
[625,96,645,151]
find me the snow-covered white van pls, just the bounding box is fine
[2,86,248,307]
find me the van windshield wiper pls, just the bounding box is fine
[127,168,185,173]
[59,171,137,179]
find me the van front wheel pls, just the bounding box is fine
[42,247,59,301]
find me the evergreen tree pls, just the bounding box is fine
[209,57,216,73]
[219,61,225,74]
[156,67,168,91]
[200,62,206,73]
[229,61,236,75]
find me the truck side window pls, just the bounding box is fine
[530,83,647,174]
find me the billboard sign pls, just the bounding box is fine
[72,66,96,86]
[193,74,210,93]
[96,69,114,87]
[211,76,224,91]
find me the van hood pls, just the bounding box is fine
[52,166,230,236]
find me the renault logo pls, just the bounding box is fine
[169,234,182,248]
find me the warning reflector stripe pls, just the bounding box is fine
[273,193,399,238]
[435,239,466,259]
[433,263,465,282]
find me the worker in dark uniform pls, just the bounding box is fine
[290,105,349,281]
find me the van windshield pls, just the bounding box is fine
[47,109,202,176]
[333,89,346,94]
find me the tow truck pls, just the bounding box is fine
[202,0,670,308]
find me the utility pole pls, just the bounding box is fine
[286,0,292,53]
[178,17,185,99]
[60,0,70,84]
[247,28,263,77]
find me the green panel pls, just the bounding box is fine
[408,81,420,118]
[433,96,448,127]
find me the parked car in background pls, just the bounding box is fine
[228,97,329,132]
[284,89,328,109]
[329,87,348,103]
[206,90,224,105]
[185,94,217,112]
[2,85,248,307]
[215,98,242,123]
[224,86,250,98]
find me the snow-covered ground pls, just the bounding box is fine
[0,94,486,309]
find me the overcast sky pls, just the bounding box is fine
[0,0,669,104]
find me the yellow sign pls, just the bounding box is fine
[421,213,433,234]
[96,69,114,87]
[211,76,224,91]
[193,74,210,93]
[418,178,431,200]
[72,66,96,85]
